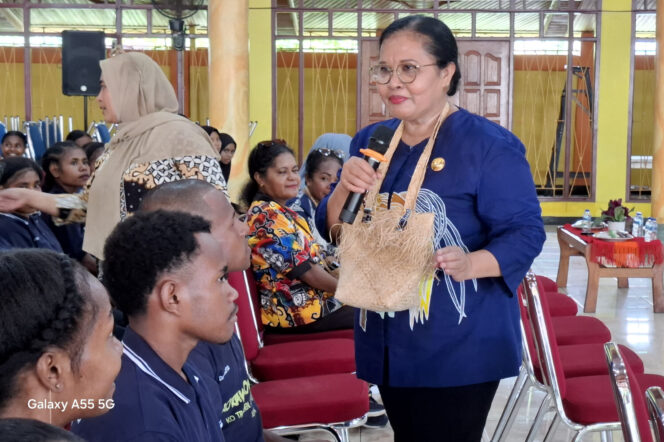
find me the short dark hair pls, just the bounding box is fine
[84,142,105,161]
[139,180,216,214]
[1,131,28,147]
[41,141,85,192]
[102,211,211,317]
[379,15,461,96]
[65,130,90,142]
[0,418,84,442]
[201,125,220,138]
[240,140,294,207]
[219,133,236,150]
[304,149,343,180]
[0,157,43,187]
[0,250,90,411]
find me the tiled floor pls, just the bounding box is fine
[299,225,664,441]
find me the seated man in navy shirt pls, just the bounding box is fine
[73,211,237,442]
[139,180,291,442]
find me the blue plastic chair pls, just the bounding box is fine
[0,122,6,144]
[27,122,46,162]
[96,123,111,143]
[48,121,58,147]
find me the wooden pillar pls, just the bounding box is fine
[208,0,249,201]
[654,0,664,229]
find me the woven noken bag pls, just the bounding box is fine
[335,104,451,312]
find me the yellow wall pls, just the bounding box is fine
[512,70,566,184]
[0,60,105,129]
[31,62,105,129]
[302,66,356,156]
[0,62,24,122]
[276,65,357,159]
[248,0,272,146]
[275,66,299,147]
[631,68,655,188]
[539,0,654,217]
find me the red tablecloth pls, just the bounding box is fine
[563,224,664,268]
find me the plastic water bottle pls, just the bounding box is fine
[582,209,592,232]
[645,217,658,242]
[632,212,644,237]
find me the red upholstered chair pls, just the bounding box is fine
[547,292,579,317]
[521,271,664,441]
[646,386,664,442]
[228,270,356,381]
[534,275,579,316]
[228,270,354,346]
[493,278,643,442]
[551,314,611,345]
[536,275,559,292]
[521,276,579,317]
[525,278,611,344]
[605,342,653,442]
[252,373,369,441]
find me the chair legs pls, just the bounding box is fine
[543,413,561,442]
[330,426,349,442]
[527,395,553,442]
[491,368,530,442]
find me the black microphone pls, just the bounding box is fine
[339,125,395,224]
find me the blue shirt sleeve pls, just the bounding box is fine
[315,120,400,240]
[478,136,546,293]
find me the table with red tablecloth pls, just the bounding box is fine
[556,225,664,313]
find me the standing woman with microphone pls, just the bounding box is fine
[316,16,545,441]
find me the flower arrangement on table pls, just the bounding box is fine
[601,199,632,231]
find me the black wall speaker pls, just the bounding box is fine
[62,31,105,96]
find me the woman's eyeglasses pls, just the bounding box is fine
[316,148,345,160]
[369,62,438,85]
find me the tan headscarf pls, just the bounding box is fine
[83,52,220,258]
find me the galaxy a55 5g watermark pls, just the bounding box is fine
[27,398,115,413]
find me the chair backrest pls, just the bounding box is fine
[647,386,664,442]
[535,275,559,293]
[521,271,568,400]
[605,342,651,442]
[26,123,46,162]
[228,270,263,362]
[47,121,57,147]
[96,123,111,143]
[517,284,542,377]
[0,122,6,143]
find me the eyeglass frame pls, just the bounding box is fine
[369,62,439,85]
[314,148,345,160]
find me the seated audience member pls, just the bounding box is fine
[218,133,236,183]
[65,130,93,148]
[201,126,236,182]
[0,158,62,252]
[41,142,96,274]
[140,180,293,442]
[201,125,223,153]
[289,145,345,262]
[0,418,84,442]
[72,211,237,442]
[1,131,27,158]
[240,140,354,334]
[0,249,122,428]
[83,142,105,172]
